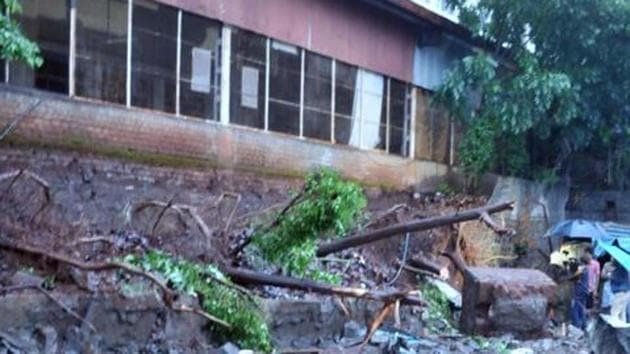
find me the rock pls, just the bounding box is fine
[427,278,461,307]
[414,338,439,349]
[218,342,240,354]
[488,295,548,333]
[567,324,584,340]
[9,270,44,287]
[36,326,58,354]
[369,330,389,346]
[343,320,366,339]
[510,348,534,354]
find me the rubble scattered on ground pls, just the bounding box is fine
[0,148,592,352]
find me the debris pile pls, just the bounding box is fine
[0,148,589,352]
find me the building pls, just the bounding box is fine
[0,0,478,187]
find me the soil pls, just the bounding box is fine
[0,146,590,353]
[0,146,486,291]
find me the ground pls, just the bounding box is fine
[0,147,590,353]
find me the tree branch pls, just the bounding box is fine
[0,238,230,329]
[317,202,514,257]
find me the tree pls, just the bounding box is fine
[436,0,630,188]
[0,0,42,67]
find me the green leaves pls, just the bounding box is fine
[0,0,43,67]
[252,167,366,283]
[438,0,629,184]
[126,251,272,352]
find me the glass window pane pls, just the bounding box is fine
[131,0,177,113]
[76,0,127,104]
[303,52,331,141]
[334,61,357,145]
[180,12,221,120]
[389,79,410,157]
[230,28,266,129]
[359,70,386,151]
[9,0,69,93]
[268,40,300,136]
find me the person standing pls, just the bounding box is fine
[570,254,590,329]
[610,258,630,322]
[601,260,615,313]
[584,247,600,309]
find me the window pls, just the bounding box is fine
[180,12,221,120]
[10,0,69,93]
[131,0,177,113]
[359,70,386,150]
[334,61,357,145]
[303,52,332,141]
[76,0,127,104]
[389,80,411,157]
[268,40,300,135]
[230,28,266,129]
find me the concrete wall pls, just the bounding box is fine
[488,176,570,267]
[0,85,451,188]
[155,0,416,82]
[567,190,630,223]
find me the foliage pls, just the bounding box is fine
[125,251,272,352]
[472,336,510,354]
[436,0,630,187]
[252,167,366,283]
[436,182,456,197]
[421,282,454,333]
[0,0,42,67]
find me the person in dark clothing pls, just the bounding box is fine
[570,254,590,329]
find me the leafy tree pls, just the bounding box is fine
[436,0,630,187]
[0,0,42,67]
[252,167,366,283]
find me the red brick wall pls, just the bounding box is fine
[0,85,450,188]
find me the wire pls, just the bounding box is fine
[386,232,410,286]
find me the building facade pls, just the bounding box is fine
[0,0,475,187]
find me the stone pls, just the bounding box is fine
[218,342,240,354]
[369,330,389,346]
[461,267,556,335]
[510,348,534,354]
[567,324,584,340]
[36,326,58,354]
[343,320,366,339]
[488,295,548,333]
[9,270,43,287]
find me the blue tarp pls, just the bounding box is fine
[601,223,630,253]
[544,219,630,257]
[545,219,608,239]
[597,241,630,272]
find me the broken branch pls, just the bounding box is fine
[479,211,514,235]
[317,202,514,257]
[0,238,230,329]
[223,266,424,307]
[131,200,212,249]
[0,169,52,219]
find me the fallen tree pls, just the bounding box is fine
[223,266,424,307]
[316,201,514,257]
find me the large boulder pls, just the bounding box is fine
[488,295,548,333]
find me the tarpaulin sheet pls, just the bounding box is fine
[598,241,630,272]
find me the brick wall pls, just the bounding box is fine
[0,85,451,188]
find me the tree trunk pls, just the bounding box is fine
[316,202,513,257]
[223,266,424,307]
